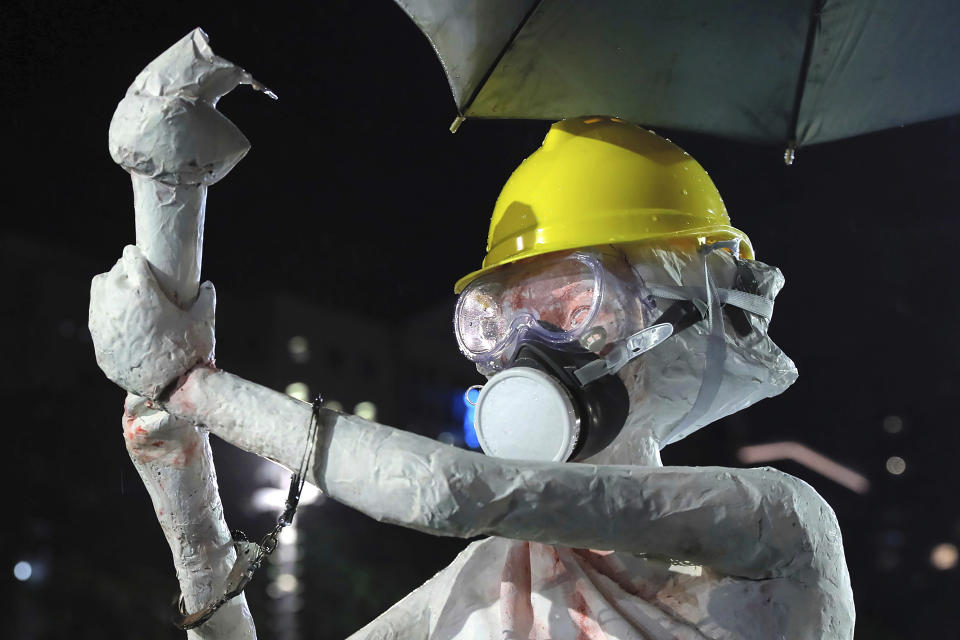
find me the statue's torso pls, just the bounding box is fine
[352,536,851,639]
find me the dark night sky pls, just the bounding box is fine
[2,1,960,638]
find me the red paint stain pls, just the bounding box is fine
[566,587,604,640]
[122,409,138,440]
[168,374,196,413]
[503,263,595,331]
[122,403,202,468]
[170,434,201,468]
[552,547,567,577]
[180,437,199,466]
[500,542,533,638]
[533,621,549,640]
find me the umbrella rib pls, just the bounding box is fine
[459,0,546,117]
[787,0,826,148]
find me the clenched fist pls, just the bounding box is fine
[90,245,216,399]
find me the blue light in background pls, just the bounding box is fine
[461,387,480,449]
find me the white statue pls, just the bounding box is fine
[91,30,855,639]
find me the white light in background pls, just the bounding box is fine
[300,483,323,506]
[885,456,906,475]
[275,573,299,593]
[251,485,323,512]
[883,415,904,434]
[288,336,311,363]
[324,400,344,412]
[285,382,310,402]
[13,561,32,582]
[251,487,288,512]
[279,526,298,545]
[255,460,308,639]
[931,543,958,570]
[353,401,377,421]
[251,459,323,511]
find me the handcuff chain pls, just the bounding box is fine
[173,395,323,630]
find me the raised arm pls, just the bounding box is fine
[94,28,274,637]
[164,365,841,582]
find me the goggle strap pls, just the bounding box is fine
[647,284,774,320]
[655,299,704,334]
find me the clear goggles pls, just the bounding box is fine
[454,251,655,373]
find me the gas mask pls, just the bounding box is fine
[454,245,776,462]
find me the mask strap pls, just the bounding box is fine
[573,302,705,386]
[661,244,729,445]
[574,322,676,385]
[573,271,721,388]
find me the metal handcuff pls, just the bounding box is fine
[173,395,324,630]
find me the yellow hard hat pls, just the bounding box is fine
[454,116,753,293]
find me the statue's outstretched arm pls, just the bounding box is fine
[165,366,842,583]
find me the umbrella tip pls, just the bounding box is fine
[450,115,466,134]
[783,143,796,166]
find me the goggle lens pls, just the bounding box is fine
[457,255,599,358]
[457,290,507,354]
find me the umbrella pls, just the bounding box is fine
[394,0,960,157]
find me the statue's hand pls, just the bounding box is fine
[89,245,216,399]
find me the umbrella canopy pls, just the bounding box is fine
[395,0,960,147]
